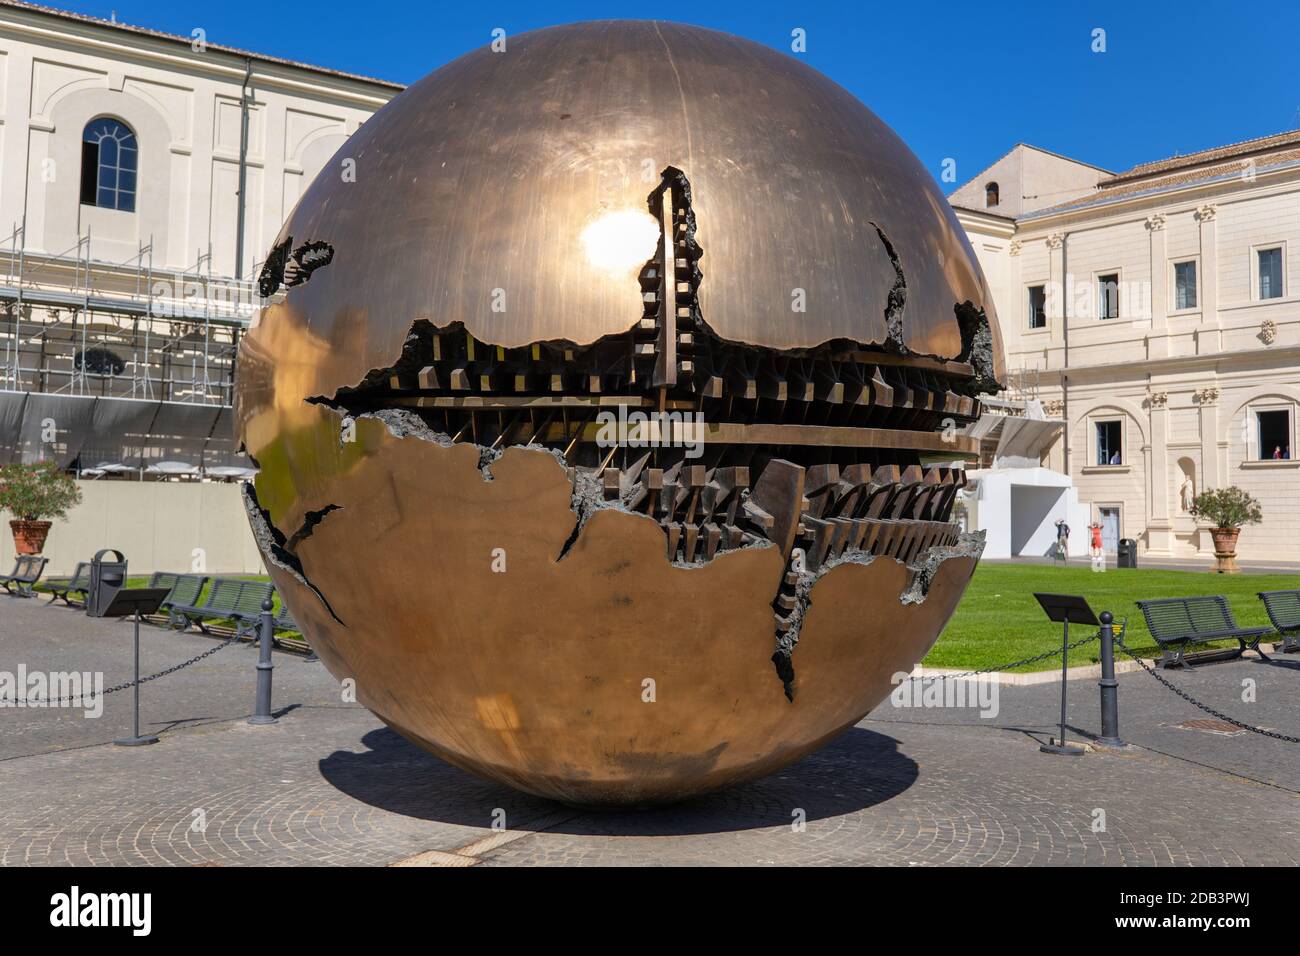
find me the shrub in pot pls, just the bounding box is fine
[0,461,83,554]
[1190,486,1262,573]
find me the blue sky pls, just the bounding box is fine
[60,0,1300,190]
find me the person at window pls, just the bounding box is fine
[1275,445,1284,460]
[1109,451,1122,465]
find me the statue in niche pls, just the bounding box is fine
[1179,474,1196,513]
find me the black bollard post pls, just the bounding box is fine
[1096,611,1126,747]
[248,596,278,725]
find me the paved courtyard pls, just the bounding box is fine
[0,595,1296,866]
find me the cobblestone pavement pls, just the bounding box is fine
[1,597,1296,866]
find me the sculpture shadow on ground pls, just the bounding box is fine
[318,725,917,837]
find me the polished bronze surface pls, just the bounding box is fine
[254,19,1001,377]
[236,21,999,805]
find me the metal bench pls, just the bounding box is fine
[167,577,274,640]
[147,572,209,626]
[1136,595,1272,668]
[147,571,180,593]
[1258,590,1300,653]
[274,603,299,632]
[45,561,91,606]
[0,556,49,597]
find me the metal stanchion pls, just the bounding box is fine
[1096,611,1126,747]
[114,609,159,747]
[248,596,278,725]
[1033,593,1094,756]
[107,587,169,747]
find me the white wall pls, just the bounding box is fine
[967,468,1091,559]
[3,479,263,577]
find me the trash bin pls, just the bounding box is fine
[86,549,128,617]
[1117,538,1137,569]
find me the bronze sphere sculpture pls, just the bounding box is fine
[236,20,1002,805]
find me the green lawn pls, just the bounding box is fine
[923,564,1297,672]
[34,564,1296,671]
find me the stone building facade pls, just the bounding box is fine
[1,0,398,278]
[0,1,399,473]
[954,136,1300,560]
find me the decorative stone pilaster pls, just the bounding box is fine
[1196,385,1224,490]
[1196,205,1219,335]
[1146,214,1168,351]
[1147,388,1172,547]
[1046,234,1065,351]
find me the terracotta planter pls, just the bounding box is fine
[10,519,52,555]
[1210,527,1240,574]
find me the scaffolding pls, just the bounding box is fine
[0,221,262,477]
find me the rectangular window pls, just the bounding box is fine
[1098,273,1120,319]
[1258,247,1283,299]
[1173,261,1197,310]
[1028,285,1047,329]
[1257,409,1291,460]
[1096,420,1122,466]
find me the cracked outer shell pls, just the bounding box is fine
[259,19,1003,383]
[245,396,979,805]
[235,21,995,805]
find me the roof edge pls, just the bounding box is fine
[0,0,406,90]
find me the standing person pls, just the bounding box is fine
[1054,519,1070,562]
[1089,521,1105,572]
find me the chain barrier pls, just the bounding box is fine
[2,635,242,707]
[907,630,1101,681]
[1114,638,1299,744]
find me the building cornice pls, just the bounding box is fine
[0,3,402,109]
[951,206,1016,239]
[1027,343,1300,384]
[1016,158,1300,229]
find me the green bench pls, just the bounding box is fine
[1136,595,1272,669]
[45,561,91,606]
[147,572,209,627]
[167,577,275,640]
[275,603,299,632]
[1,556,49,598]
[1258,590,1300,654]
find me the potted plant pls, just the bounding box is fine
[0,461,83,555]
[1190,486,1262,574]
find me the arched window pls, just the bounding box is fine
[80,118,137,212]
[985,181,1000,208]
